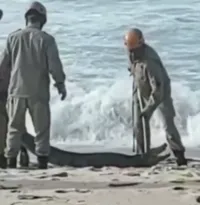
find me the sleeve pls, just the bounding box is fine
[128,52,134,74]
[142,60,165,113]
[0,37,11,81]
[128,58,132,72]
[46,36,66,84]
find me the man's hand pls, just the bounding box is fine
[54,82,67,101]
[139,110,146,118]
[128,67,134,76]
[140,106,153,119]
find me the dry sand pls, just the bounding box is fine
[1,160,200,205]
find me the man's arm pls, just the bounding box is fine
[128,52,135,75]
[46,36,67,100]
[0,37,11,82]
[141,60,165,114]
[46,36,66,84]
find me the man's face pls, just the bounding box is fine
[124,35,134,52]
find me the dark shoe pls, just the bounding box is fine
[37,156,48,169]
[173,150,187,166]
[19,146,29,168]
[0,154,6,169]
[7,158,17,168]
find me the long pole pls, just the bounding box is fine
[132,95,137,153]
[137,89,147,154]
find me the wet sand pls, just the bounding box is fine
[1,156,200,205]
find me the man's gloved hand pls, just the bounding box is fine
[139,111,146,118]
[140,106,153,119]
[128,67,133,76]
[54,82,67,101]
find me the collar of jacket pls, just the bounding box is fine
[26,23,41,30]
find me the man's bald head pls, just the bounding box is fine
[124,28,145,50]
[129,28,143,39]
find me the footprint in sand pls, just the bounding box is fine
[75,189,91,193]
[10,189,21,193]
[55,190,67,194]
[51,177,60,181]
[169,179,185,184]
[51,172,68,177]
[196,196,200,203]
[171,166,187,171]
[0,185,20,190]
[18,194,54,200]
[10,202,23,205]
[172,186,187,191]
[78,200,85,203]
[111,178,119,182]
[108,182,141,187]
[99,172,114,176]
[181,172,194,178]
[124,172,140,177]
[90,167,102,172]
[36,175,48,179]
[55,188,90,194]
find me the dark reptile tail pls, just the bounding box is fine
[22,133,169,168]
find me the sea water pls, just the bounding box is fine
[1,0,200,150]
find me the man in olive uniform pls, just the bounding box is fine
[0,1,67,169]
[0,9,3,20]
[0,8,7,168]
[124,28,187,166]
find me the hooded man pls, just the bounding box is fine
[0,1,66,169]
[124,28,187,166]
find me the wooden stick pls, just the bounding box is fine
[137,89,147,154]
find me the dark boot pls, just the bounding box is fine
[7,158,17,168]
[173,150,187,166]
[37,156,48,169]
[0,154,6,169]
[19,146,29,168]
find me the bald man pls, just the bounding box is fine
[124,28,187,166]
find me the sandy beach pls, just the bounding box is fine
[0,0,200,204]
[1,158,200,205]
